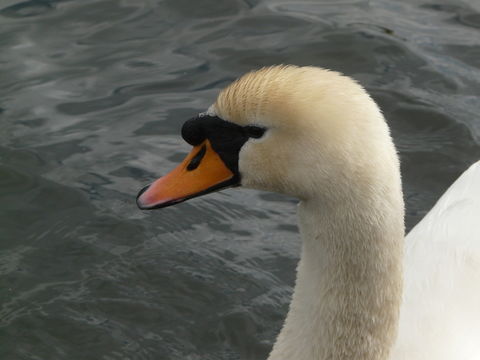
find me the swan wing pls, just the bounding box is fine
[391,160,480,360]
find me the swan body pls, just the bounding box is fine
[391,160,480,360]
[137,65,480,360]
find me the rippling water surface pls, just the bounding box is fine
[1,0,479,359]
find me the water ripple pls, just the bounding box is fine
[1,0,479,359]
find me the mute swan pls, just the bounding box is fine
[136,65,480,360]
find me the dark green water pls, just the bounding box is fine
[1,0,479,359]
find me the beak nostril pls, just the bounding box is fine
[186,144,207,171]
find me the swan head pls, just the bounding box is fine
[137,65,401,209]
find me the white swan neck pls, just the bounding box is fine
[268,198,404,360]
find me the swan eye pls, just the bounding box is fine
[244,125,266,139]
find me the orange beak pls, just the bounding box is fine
[136,139,237,209]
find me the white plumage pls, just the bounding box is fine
[392,161,480,360]
[144,65,480,359]
[212,65,480,360]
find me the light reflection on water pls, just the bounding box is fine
[1,0,479,359]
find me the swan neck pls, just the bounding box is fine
[268,198,404,360]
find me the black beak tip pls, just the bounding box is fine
[136,184,184,210]
[136,184,151,210]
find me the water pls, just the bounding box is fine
[1,0,479,359]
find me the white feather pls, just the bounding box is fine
[204,65,480,359]
[391,161,480,360]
